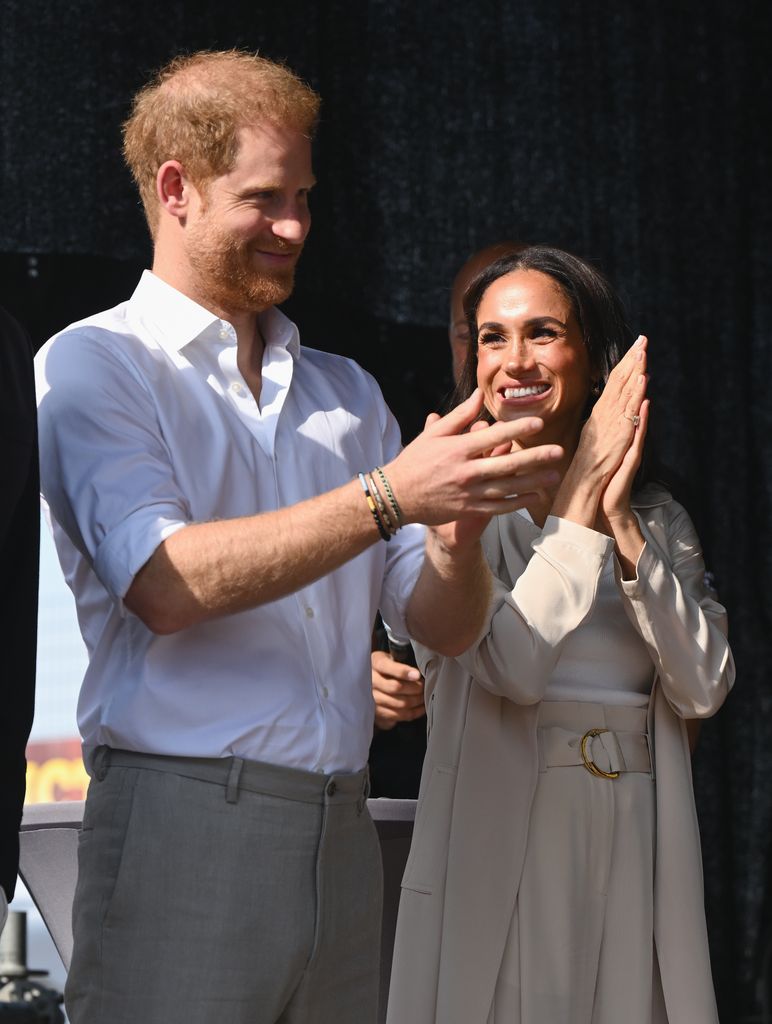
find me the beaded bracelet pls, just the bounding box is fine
[357,472,391,541]
[373,466,404,528]
[366,471,395,535]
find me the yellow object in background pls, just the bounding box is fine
[25,738,88,803]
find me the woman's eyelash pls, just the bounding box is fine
[478,326,560,344]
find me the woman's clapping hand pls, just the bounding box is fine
[573,335,648,488]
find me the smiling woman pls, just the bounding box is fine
[474,268,592,447]
[455,249,648,555]
[457,246,628,427]
[387,246,735,1024]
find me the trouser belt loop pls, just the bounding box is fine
[93,746,112,781]
[357,769,371,814]
[226,756,245,804]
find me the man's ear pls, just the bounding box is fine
[156,160,193,221]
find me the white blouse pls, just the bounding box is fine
[519,510,654,706]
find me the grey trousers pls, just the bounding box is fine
[65,748,382,1024]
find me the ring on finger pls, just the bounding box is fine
[624,413,641,427]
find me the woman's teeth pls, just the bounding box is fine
[503,384,549,399]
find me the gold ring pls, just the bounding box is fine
[580,728,619,780]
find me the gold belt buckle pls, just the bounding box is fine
[580,728,619,780]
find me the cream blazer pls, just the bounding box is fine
[386,487,735,1024]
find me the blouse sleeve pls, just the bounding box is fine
[616,500,735,718]
[451,515,614,704]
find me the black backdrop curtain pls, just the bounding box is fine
[1,2,769,1019]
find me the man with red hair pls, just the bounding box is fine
[37,53,559,1023]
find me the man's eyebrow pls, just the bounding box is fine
[237,177,317,194]
[236,182,279,194]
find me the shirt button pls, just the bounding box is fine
[219,328,229,339]
[305,607,314,619]
[326,781,337,797]
[229,382,243,394]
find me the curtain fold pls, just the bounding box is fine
[0,2,768,1017]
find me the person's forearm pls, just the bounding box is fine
[549,460,605,529]
[406,530,492,657]
[125,394,566,635]
[125,478,379,633]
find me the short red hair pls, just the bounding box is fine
[122,50,320,235]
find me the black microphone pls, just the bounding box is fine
[384,627,416,666]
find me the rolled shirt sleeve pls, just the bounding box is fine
[36,328,190,601]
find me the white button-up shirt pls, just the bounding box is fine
[36,271,425,773]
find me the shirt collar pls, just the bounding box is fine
[257,304,301,360]
[631,483,672,509]
[128,270,301,360]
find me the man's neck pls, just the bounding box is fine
[151,259,266,361]
[237,321,266,402]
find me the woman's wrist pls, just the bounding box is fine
[571,428,625,483]
[608,514,645,580]
[598,507,636,531]
[550,462,605,529]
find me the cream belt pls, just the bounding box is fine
[536,700,653,780]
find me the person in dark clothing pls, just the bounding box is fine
[0,305,39,926]
[368,615,427,798]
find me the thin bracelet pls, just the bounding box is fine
[357,473,391,542]
[374,466,404,528]
[366,471,395,535]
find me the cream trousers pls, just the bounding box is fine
[489,701,669,1024]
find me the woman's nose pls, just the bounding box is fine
[504,338,536,372]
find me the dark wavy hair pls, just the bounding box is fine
[454,245,630,419]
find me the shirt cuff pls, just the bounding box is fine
[379,522,426,638]
[616,542,667,598]
[534,515,615,560]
